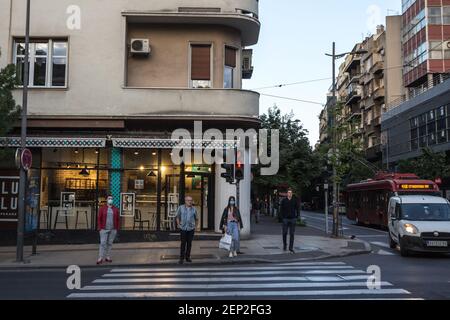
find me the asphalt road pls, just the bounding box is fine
[0,212,448,300]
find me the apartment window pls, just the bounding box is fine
[224,46,237,89]
[190,44,212,88]
[14,39,68,87]
[444,7,450,24]
[429,7,443,25]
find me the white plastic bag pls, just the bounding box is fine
[219,234,232,251]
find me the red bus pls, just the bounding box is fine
[345,172,441,228]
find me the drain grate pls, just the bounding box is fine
[263,246,280,250]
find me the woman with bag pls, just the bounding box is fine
[219,196,244,258]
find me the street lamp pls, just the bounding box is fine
[325,43,367,238]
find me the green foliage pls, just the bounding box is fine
[0,49,20,161]
[253,105,321,196]
[397,148,450,180]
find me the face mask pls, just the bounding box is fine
[229,201,235,206]
[107,199,113,205]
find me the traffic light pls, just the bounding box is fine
[221,163,235,184]
[235,161,244,182]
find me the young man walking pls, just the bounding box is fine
[280,189,299,254]
[97,195,120,265]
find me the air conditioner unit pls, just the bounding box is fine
[242,49,254,79]
[130,39,151,55]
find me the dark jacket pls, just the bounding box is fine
[97,205,120,231]
[220,207,244,230]
[280,197,299,219]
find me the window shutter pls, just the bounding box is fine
[191,45,211,80]
[225,47,237,68]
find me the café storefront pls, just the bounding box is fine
[0,136,235,239]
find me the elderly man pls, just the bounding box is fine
[176,196,198,265]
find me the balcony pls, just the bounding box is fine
[370,61,384,75]
[366,144,382,160]
[123,0,260,46]
[373,87,385,100]
[346,84,362,106]
[16,88,260,121]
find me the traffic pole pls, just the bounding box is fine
[324,183,329,235]
[16,0,31,262]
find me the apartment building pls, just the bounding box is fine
[0,0,260,239]
[382,0,450,174]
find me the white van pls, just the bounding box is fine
[388,195,450,256]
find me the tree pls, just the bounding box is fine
[253,105,320,197]
[397,148,450,180]
[0,49,20,161]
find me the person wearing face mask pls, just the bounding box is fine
[220,196,244,258]
[97,195,120,265]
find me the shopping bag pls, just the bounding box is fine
[219,234,232,251]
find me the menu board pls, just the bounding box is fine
[120,193,135,217]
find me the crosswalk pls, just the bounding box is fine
[67,261,416,299]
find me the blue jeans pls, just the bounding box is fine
[227,222,240,252]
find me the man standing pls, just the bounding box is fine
[176,196,198,265]
[97,195,120,265]
[280,189,299,254]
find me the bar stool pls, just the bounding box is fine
[75,209,90,229]
[53,209,69,229]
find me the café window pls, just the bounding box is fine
[190,44,212,88]
[39,148,109,231]
[14,39,68,87]
[224,46,237,89]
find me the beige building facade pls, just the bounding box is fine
[0,0,260,239]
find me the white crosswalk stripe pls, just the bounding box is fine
[67,262,413,299]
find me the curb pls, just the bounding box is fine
[0,247,372,271]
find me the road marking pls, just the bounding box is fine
[103,269,366,277]
[371,242,391,249]
[68,288,411,299]
[303,213,388,234]
[111,265,352,273]
[377,250,395,256]
[81,281,394,291]
[68,262,413,300]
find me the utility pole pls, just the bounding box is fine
[331,42,339,237]
[324,182,329,235]
[16,0,31,262]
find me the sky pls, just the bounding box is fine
[243,0,403,147]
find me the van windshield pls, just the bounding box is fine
[400,203,450,221]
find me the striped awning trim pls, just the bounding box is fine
[0,137,106,148]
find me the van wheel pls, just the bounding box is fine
[399,236,410,257]
[388,232,397,249]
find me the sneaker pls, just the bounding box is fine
[179,259,184,265]
[105,257,112,263]
[289,249,295,254]
[186,258,192,263]
[229,252,234,258]
[96,259,103,265]
[283,247,287,252]
[233,251,238,257]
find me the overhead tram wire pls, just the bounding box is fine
[251,77,332,91]
[259,93,325,106]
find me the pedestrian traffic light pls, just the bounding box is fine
[235,161,244,182]
[221,163,235,184]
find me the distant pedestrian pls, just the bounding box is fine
[280,189,299,254]
[97,195,120,265]
[176,196,198,265]
[253,197,262,223]
[220,196,244,258]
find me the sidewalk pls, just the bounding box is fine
[0,215,371,269]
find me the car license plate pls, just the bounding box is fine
[426,241,448,247]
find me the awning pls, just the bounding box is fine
[112,138,237,149]
[0,137,106,148]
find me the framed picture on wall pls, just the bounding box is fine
[134,179,144,190]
